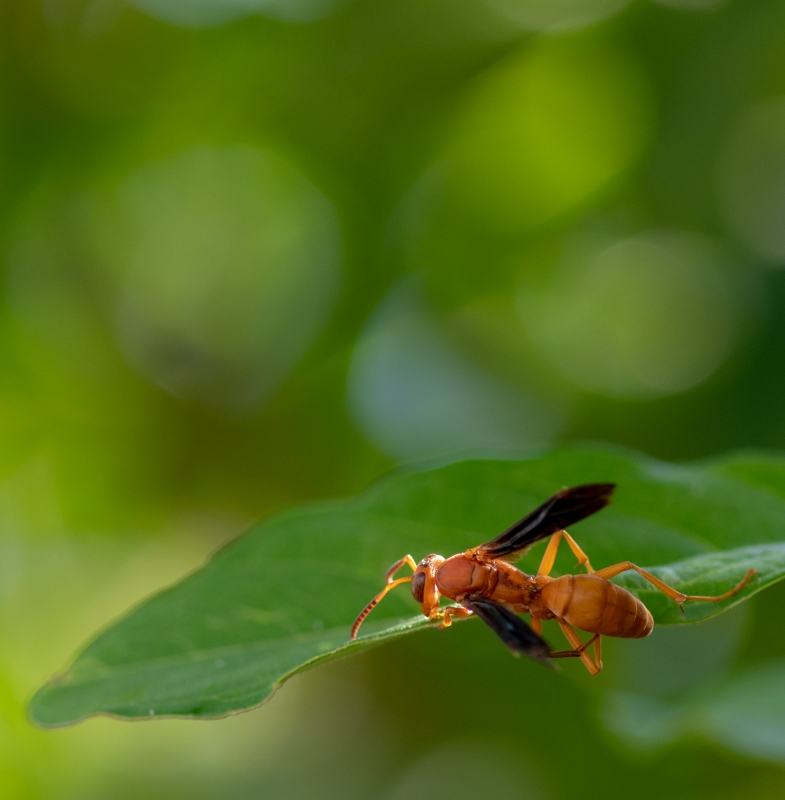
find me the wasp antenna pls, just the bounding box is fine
[350,576,413,640]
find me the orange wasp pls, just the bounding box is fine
[351,484,756,674]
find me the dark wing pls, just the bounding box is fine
[477,483,615,561]
[463,597,553,666]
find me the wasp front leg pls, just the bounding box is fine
[439,606,473,629]
[385,555,418,583]
[412,557,445,621]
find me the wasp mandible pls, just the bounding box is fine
[350,484,756,674]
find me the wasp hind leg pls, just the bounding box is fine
[592,562,757,610]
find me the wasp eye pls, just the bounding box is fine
[412,571,426,603]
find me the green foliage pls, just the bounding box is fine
[29,443,785,727]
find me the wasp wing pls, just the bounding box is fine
[463,597,553,666]
[476,483,615,561]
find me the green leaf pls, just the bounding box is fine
[29,444,785,727]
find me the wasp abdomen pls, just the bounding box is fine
[540,574,653,639]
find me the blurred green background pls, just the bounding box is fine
[4,0,785,796]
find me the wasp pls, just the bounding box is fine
[350,484,756,674]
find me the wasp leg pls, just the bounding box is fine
[529,615,543,636]
[385,555,418,583]
[530,614,600,665]
[553,622,602,675]
[592,633,602,671]
[549,633,600,659]
[538,531,595,576]
[416,558,444,621]
[592,562,757,609]
[438,606,473,630]
[572,634,604,671]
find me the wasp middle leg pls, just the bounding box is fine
[538,530,596,576]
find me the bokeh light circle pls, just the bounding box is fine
[9,145,342,413]
[441,35,654,236]
[485,0,630,33]
[105,145,341,411]
[384,741,544,800]
[518,230,743,398]
[717,96,785,266]
[126,0,344,28]
[347,283,564,462]
[651,0,725,9]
